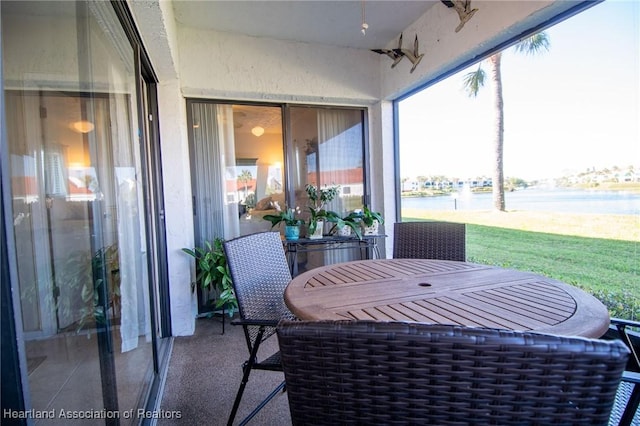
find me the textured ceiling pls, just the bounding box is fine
[172,0,439,50]
[232,105,282,134]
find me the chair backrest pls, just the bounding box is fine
[393,221,466,260]
[607,318,640,425]
[223,232,295,342]
[277,320,629,426]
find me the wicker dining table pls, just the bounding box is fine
[284,258,611,338]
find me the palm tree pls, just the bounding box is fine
[463,33,550,211]
[238,169,252,200]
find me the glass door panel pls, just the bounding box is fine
[187,102,366,279]
[188,102,285,243]
[233,105,285,237]
[288,106,365,271]
[3,1,156,422]
[187,102,285,312]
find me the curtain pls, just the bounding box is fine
[7,92,58,336]
[317,109,359,264]
[191,103,239,246]
[218,105,240,239]
[43,147,68,197]
[190,104,240,307]
[108,94,148,353]
[317,109,350,215]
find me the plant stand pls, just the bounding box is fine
[197,305,237,335]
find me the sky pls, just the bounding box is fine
[398,0,639,181]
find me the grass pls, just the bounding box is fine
[401,209,640,320]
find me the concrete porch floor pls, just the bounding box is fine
[157,316,290,426]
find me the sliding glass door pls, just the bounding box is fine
[288,106,366,269]
[288,107,365,222]
[188,102,286,244]
[3,1,165,421]
[187,101,367,287]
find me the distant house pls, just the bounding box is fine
[402,180,420,192]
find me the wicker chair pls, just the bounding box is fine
[607,318,640,425]
[276,320,629,426]
[393,221,466,261]
[223,232,296,426]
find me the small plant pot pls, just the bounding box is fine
[337,225,352,237]
[362,220,379,236]
[309,220,324,239]
[285,225,300,240]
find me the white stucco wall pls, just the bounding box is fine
[156,79,197,336]
[128,0,180,81]
[369,100,397,256]
[129,1,197,336]
[177,27,381,105]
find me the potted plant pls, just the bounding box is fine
[328,211,363,239]
[360,205,385,235]
[182,238,237,316]
[306,183,340,239]
[51,244,120,333]
[263,205,303,240]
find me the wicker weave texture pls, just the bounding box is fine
[277,320,629,426]
[223,231,296,425]
[393,221,466,261]
[608,318,640,425]
[224,231,295,344]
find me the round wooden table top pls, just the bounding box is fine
[284,259,611,338]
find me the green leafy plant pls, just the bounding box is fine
[182,238,237,315]
[52,244,119,333]
[305,183,340,211]
[263,205,303,228]
[305,184,340,234]
[360,205,384,227]
[328,211,363,239]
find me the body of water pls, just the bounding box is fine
[401,188,640,216]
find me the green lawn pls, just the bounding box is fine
[401,211,640,320]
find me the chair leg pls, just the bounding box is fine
[227,327,266,426]
[227,361,252,426]
[237,380,286,426]
[221,306,225,335]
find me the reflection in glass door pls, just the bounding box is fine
[188,102,285,313]
[187,101,367,280]
[7,88,155,420]
[288,106,366,272]
[188,102,286,244]
[3,1,158,422]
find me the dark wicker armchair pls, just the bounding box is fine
[393,221,466,261]
[277,320,629,426]
[223,232,296,426]
[607,318,640,425]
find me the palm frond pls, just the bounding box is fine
[515,32,550,56]
[462,66,486,98]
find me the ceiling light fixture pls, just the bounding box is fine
[361,0,368,35]
[251,126,265,137]
[71,120,95,134]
